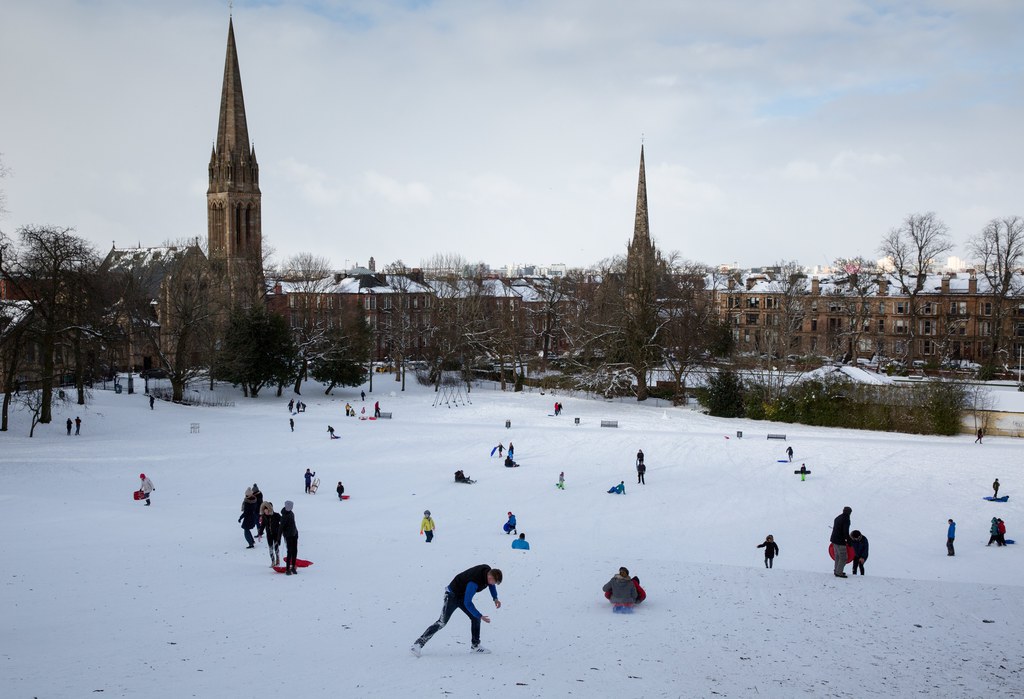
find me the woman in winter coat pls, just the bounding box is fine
[139,473,155,506]
[757,535,780,569]
[850,530,869,574]
[239,488,258,548]
[261,502,281,566]
[602,567,639,609]
[336,482,345,500]
[988,517,1003,546]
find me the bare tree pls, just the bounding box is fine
[878,212,952,362]
[280,253,333,394]
[829,257,881,363]
[0,226,98,423]
[968,216,1024,362]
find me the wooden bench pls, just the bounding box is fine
[377,412,393,419]
[600,420,618,428]
[766,433,786,440]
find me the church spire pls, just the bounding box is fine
[216,18,251,158]
[632,144,650,245]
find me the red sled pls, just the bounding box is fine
[273,559,313,573]
[828,543,855,564]
[133,490,146,500]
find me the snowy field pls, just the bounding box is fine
[1,377,1022,698]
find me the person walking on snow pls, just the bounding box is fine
[239,488,258,548]
[74,416,81,435]
[252,483,264,539]
[374,401,381,418]
[261,502,281,567]
[831,506,853,578]
[149,395,155,410]
[289,418,294,432]
[496,443,504,457]
[304,469,316,494]
[336,482,345,500]
[66,418,73,436]
[993,479,1000,498]
[556,471,565,490]
[420,510,436,543]
[139,473,155,506]
[281,501,299,574]
[850,530,869,575]
[997,518,1007,546]
[507,443,514,461]
[636,458,646,485]
[411,564,503,656]
[503,512,517,535]
[288,399,294,413]
[976,428,984,444]
[797,464,810,482]
[361,390,365,401]
[786,446,793,462]
[946,519,956,556]
[757,535,780,569]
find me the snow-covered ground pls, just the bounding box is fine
[2,378,1022,697]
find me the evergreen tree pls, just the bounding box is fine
[215,307,295,397]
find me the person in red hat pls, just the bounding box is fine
[139,473,155,506]
[503,512,517,535]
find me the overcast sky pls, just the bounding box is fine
[1,0,1022,272]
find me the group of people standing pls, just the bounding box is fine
[238,483,301,575]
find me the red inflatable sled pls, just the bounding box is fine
[828,543,855,564]
[133,490,146,500]
[273,559,313,573]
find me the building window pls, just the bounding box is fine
[747,297,760,308]
[923,302,933,316]
[983,302,992,316]
[877,319,884,333]
[923,339,933,355]
[895,301,908,314]
[921,320,934,336]
[894,319,908,334]
[810,319,817,331]
[746,313,759,325]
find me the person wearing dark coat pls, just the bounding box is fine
[830,506,852,578]
[993,479,1000,498]
[304,469,316,493]
[252,484,265,539]
[281,501,299,574]
[412,564,503,656]
[336,481,345,500]
[849,530,869,575]
[66,418,73,435]
[757,535,780,569]
[261,502,282,566]
[239,488,258,548]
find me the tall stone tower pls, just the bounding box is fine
[622,144,663,401]
[624,145,659,310]
[207,18,263,308]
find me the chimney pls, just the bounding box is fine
[811,277,820,295]
[968,274,977,294]
[877,278,887,296]
[273,282,282,295]
[727,277,736,291]
[745,277,756,291]
[941,275,950,294]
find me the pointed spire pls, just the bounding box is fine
[633,144,650,245]
[216,18,250,157]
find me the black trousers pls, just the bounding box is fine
[284,535,298,568]
[415,589,480,647]
[765,556,774,568]
[852,559,865,575]
[946,537,955,555]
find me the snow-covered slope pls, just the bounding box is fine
[1,380,1021,697]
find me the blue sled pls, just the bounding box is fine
[983,496,1009,502]
[1005,539,1016,545]
[612,605,634,614]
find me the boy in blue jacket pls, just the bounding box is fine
[503,512,517,534]
[850,530,869,575]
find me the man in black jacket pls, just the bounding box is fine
[412,564,503,656]
[281,501,299,575]
[831,506,852,578]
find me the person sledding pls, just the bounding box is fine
[607,480,626,494]
[504,455,519,468]
[327,425,339,439]
[603,566,639,612]
[503,512,517,535]
[454,470,475,484]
